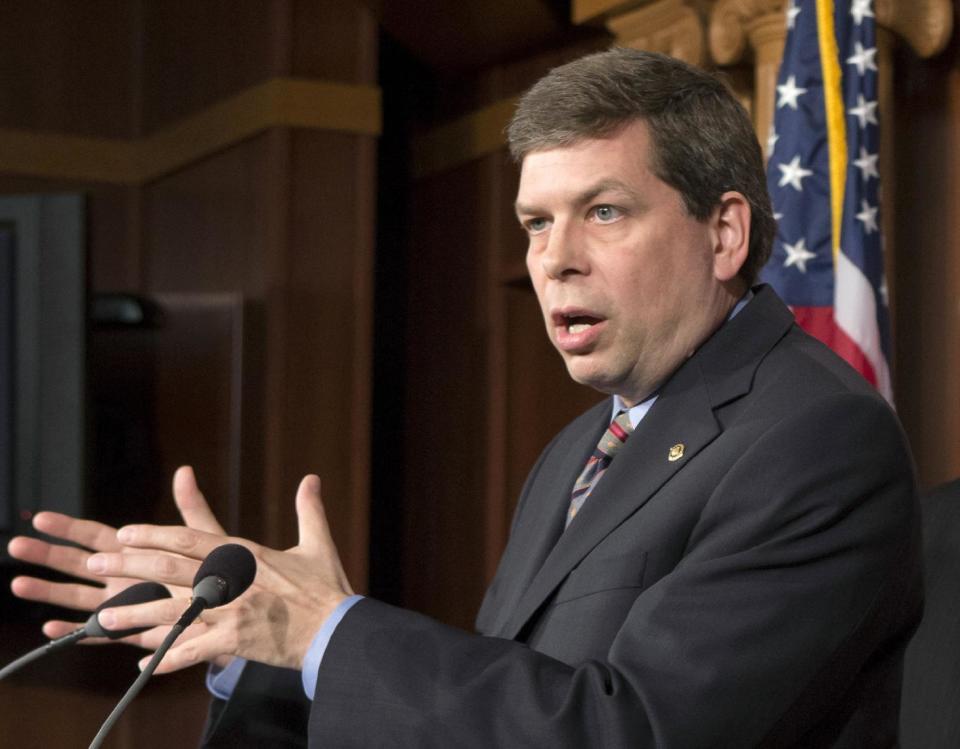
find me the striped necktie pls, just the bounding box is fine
[565,410,634,528]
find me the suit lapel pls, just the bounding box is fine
[498,362,719,640]
[494,285,795,641]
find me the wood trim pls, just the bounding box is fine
[0,130,140,184]
[0,78,381,184]
[573,0,650,25]
[412,97,518,178]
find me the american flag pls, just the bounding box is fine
[762,0,892,402]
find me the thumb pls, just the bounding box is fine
[173,466,226,535]
[295,475,333,554]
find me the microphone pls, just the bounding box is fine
[89,544,257,749]
[0,581,172,681]
[84,582,173,639]
[183,542,258,619]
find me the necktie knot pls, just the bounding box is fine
[596,411,634,460]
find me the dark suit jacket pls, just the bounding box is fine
[899,478,960,748]
[204,286,922,748]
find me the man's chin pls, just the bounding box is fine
[564,361,622,396]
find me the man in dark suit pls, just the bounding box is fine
[9,49,921,747]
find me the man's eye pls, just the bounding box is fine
[592,205,622,223]
[526,218,549,234]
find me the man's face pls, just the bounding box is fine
[516,120,736,405]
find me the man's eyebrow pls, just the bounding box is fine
[514,179,640,216]
[514,200,540,217]
[575,179,640,204]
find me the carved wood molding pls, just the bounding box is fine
[710,0,785,65]
[710,0,953,63]
[606,0,706,66]
[876,0,952,58]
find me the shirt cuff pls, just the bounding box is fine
[301,594,364,700]
[206,657,248,701]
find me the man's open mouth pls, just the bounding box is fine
[565,315,601,334]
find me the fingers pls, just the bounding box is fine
[115,522,243,562]
[42,620,88,640]
[97,596,189,633]
[295,475,333,555]
[7,536,105,584]
[88,550,201,588]
[292,475,353,596]
[32,512,122,553]
[11,576,109,611]
[173,466,226,535]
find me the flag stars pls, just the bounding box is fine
[767,125,779,156]
[853,147,879,181]
[851,0,874,25]
[849,94,879,128]
[786,0,801,29]
[856,199,879,233]
[879,279,889,307]
[783,238,816,273]
[846,42,878,75]
[778,155,814,191]
[777,75,808,109]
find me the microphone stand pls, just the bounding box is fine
[88,598,206,749]
[0,629,87,681]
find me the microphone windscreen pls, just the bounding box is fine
[86,582,172,640]
[193,543,257,606]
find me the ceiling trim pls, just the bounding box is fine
[0,78,382,185]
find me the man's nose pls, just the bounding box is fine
[539,222,587,280]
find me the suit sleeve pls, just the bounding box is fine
[200,660,310,748]
[307,393,920,748]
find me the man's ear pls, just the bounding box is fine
[711,191,751,283]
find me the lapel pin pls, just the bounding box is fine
[668,443,685,462]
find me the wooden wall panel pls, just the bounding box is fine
[0,1,136,137]
[892,38,960,489]
[277,129,375,576]
[402,159,491,628]
[291,0,378,82]
[143,134,274,295]
[139,0,280,131]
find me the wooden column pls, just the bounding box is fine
[874,1,954,321]
[710,0,787,142]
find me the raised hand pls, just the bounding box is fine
[6,466,226,649]
[90,474,352,674]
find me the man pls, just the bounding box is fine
[9,49,921,747]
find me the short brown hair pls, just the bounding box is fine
[508,48,775,285]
